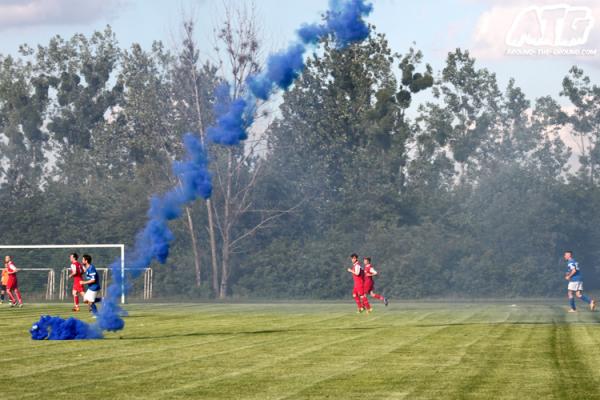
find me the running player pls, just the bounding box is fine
[363,257,388,306]
[4,256,23,307]
[347,253,371,313]
[0,263,7,304]
[81,254,101,314]
[564,250,596,312]
[68,253,85,311]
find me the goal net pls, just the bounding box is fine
[0,245,152,303]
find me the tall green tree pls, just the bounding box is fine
[0,54,49,198]
[561,66,600,185]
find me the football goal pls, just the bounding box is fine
[0,244,150,303]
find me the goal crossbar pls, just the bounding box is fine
[0,244,126,304]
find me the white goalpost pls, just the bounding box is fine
[0,244,128,304]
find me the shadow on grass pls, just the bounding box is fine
[116,326,384,340]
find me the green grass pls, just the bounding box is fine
[4,301,600,399]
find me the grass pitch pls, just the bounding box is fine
[3,301,600,399]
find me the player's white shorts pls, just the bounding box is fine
[84,290,98,303]
[568,281,583,291]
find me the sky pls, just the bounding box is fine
[1,0,600,107]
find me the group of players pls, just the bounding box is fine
[0,252,102,314]
[0,249,597,314]
[347,253,388,313]
[67,253,102,314]
[345,250,599,314]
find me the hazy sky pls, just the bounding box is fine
[1,0,600,106]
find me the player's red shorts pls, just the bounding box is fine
[6,277,17,290]
[72,278,84,292]
[364,281,374,294]
[352,286,364,297]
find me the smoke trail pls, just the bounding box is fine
[31,134,212,340]
[248,0,372,100]
[95,133,213,333]
[30,0,372,340]
[207,83,253,145]
[299,0,373,47]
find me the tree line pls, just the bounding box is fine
[1,14,600,299]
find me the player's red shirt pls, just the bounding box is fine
[351,261,364,288]
[364,264,376,286]
[6,261,17,287]
[70,261,84,282]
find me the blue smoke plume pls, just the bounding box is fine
[207,83,253,145]
[94,133,212,333]
[30,134,211,339]
[326,0,373,47]
[30,315,102,340]
[30,0,371,340]
[247,0,372,100]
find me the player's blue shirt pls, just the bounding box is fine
[85,264,101,291]
[566,258,582,282]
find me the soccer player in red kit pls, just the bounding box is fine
[347,253,371,313]
[68,253,85,311]
[4,255,23,307]
[363,257,388,306]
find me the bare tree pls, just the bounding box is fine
[175,19,221,293]
[210,2,301,298]
[172,2,299,298]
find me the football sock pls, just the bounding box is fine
[0,293,4,301]
[74,296,79,306]
[15,290,22,304]
[581,295,591,304]
[362,295,371,310]
[7,291,15,304]
[569,297,576,310]
[354,295,363,309]
[91,303,98,313]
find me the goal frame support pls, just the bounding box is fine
[18,268,56,300]
[0,244,126,304]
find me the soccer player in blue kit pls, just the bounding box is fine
[564,250,596,312]
[81,254,101,314]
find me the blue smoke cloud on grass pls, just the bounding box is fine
[30,316,103,340]
[30,0,372,340]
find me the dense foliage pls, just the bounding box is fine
[1,25,599,299]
